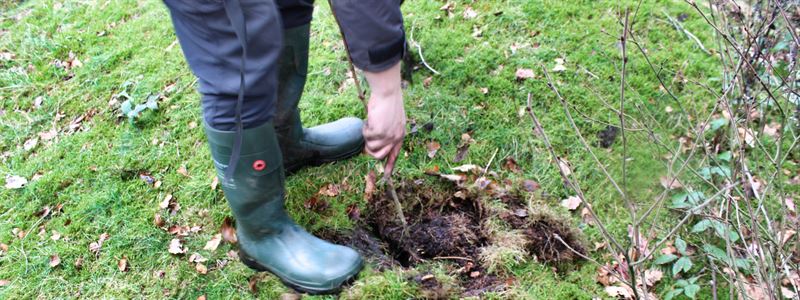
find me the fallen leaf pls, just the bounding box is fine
[480,87,489,94]
[50,231,61,241]
[423,76,433,88]
[197,295,207,300]
[522,179,540,192]
[440,174,465,183]
[220,217,237,244]
[454,143,470,162]
[452,164,479,173]
[303,196,329,213]
[346,204,361,221]
[195,263,208,274]
[503,157,521,173]
[764,122,781,138]
[560,196,581,210]
[49,254,61,268]
[515,68,535,81]
[364,170,376,201]
[596,265,614,286]
[189,253,208,263]
[0,243,7,252]
[248,274,261,294]
[552,58,567,72]
[738,127,756,147]
[581,207,595,225]
[89,233,110,255]
[12,228,26,239]
[154,213,164,227]
[644,269,662,286]
[118,257,128,272]
[0,280,9,287]
[227,250,239,260]
[557,157,572,176]
[594,241,607,251]
[5,175,28,189]
[39,129,57,141]
[605,285,634,299]
[74,257,83,269]
[168,239,186,255]
[23,137,38,151]
[318,184,340,197]
[426,140,441,158]
[463,6,478,19]
[177,165,189,177]
[204,234,222,251]
[210,176,219,190]
[782,286,796,299]
[659,176,683,190]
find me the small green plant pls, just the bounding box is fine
[664,276,701,300]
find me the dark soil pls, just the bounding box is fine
[366,179,488,266]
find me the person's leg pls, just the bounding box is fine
[273,0,365,174]
[163,0,362,293]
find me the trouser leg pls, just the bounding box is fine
[163,0,283,130]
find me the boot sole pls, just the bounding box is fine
[284,141,365,175]
[239,248,363,295]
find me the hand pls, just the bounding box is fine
[362,62,406,174]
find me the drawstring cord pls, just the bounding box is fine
[222,0,247,183]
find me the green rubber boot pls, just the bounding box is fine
[205,121,363,294]
[275,24,364,174]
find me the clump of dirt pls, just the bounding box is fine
[366,179,487,265]
[500,203,586,264]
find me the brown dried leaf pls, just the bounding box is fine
[318,184,340,197]
[204,234,222,251]
[49,254,61,268]
[426,140,441,159]
[118,257,128,272]
[220,217,237,244]
[423,76,433,88]
[177,164,190,177]
[74,257,83,269]
[154,213,164,227]
[195,263,208,275]
[303,196,329,213]
[197,295,207,300]
[605,285,634,299]
[644,269,662,286]
[248,274,262,294]
[503,157,521,173]
[364,170,376,202]
[522,179,540,192]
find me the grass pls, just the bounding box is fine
[0,0,729,298]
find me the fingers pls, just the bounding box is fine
[383,142,402,177]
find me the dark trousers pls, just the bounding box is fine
[163,0,404,131]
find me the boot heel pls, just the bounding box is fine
[239,249,268,272]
